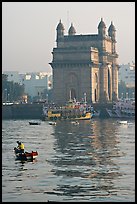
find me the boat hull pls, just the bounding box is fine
[14,148,38,161]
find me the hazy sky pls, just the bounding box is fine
[2,2,135,73]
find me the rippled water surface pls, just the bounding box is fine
[2,118,135,202]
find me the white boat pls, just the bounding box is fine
[117,120,128,124]
[49,121,56,125]
[71,121,79,125]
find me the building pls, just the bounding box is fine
[3,71,22,84]
[22,72,52,98]
[119,62,135,88]
[3,71,53,100]
[50,18,119,105]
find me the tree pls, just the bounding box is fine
[2,74,25,102]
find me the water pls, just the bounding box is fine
[2,118,135,202]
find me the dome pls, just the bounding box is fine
[108,21,116,32]
[56,19,65,30]
[98,18,106,29]
[68,23,76,35]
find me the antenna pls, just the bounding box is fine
[67,10,70,28]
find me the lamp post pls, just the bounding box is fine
[132,92,134,99]
[5,89,7,103]
[46,94,48,104]
[84,92,87,104]
[8,93,10,102]
[121,92,123,99]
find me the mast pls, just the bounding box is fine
[84,92,87,104]
[69,89,72,101]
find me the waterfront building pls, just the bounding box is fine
[3,71,22,84]
[119,62,135,88]
[50,18,119,104]
[3,71,52,99]
[22,72,52,98]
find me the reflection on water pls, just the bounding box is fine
[47,120,122,201]
[2,118,135,202]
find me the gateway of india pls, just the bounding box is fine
[50,18,119,105]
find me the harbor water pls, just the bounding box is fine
[2,118,135,202]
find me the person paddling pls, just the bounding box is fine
[17,141,25,153]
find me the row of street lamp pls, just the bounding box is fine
[3,88,135,103]
[121,92,134,99]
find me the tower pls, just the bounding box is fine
[68,23,76,35]
[108,21,118,101]
[56,19,65,46]
[98,17,106,38]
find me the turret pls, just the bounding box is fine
[98,18,106,37]
[68,23,76,35]
[56,19,65,42]
[108,21,116,41]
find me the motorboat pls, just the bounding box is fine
[49,121,56,125]
[71,121,79,125]
[117,120,128,124]
[14,147,38,161]
[29,121,41,125]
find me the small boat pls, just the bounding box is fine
[71,121,79,125]
[117,120,128,124]
[14,147,38,161]
[49,121,56,125]
[29,121,41,125]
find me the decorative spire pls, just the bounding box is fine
[68,22,76,35]
[98,17,106,29]
[98,18,106,37]
[56,19,65,43]
[108,21,116,32]
[56,19,65,31]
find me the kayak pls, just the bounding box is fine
[14,147,38,161]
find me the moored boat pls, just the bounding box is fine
[106,99,135,118]
[29,121,41,125]
[42,99,93,121]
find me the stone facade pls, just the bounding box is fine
[50,18,119,104]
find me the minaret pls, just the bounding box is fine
[98,18,108,102]
[56,19,65,46]
[68,23,76,35]
[98,17,106,37]
[108,21,116,53]
[108,21,118,101]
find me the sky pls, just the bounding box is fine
[2,2,135,73]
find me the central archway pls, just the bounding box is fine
[70,88,76,100]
